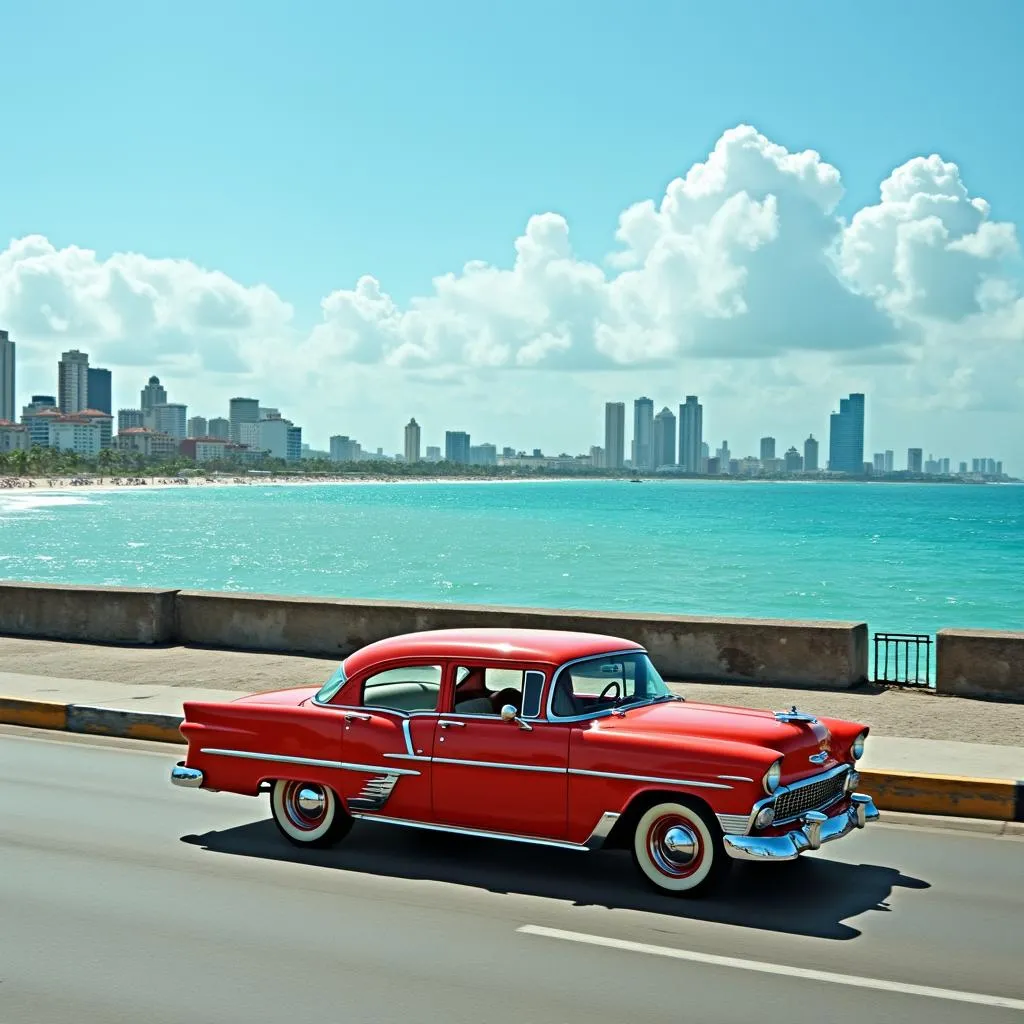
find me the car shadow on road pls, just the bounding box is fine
[181,818,929,940]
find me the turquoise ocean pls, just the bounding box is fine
[1,480,1021,671]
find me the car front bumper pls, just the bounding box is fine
[170,763,204,788]
[722,793,879,862]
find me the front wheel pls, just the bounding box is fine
[631,800,730,897]
[270,780,352,848]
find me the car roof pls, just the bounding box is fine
[342,627,644,676]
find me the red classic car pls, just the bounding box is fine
[171,628,879,897]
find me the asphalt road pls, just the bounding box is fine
[2,725,1022,1024]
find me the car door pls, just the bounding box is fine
[332,661,441,821]
[430,663,569,839]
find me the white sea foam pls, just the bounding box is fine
[0,493,95,514]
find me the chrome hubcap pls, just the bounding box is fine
[297,787,326,815]
[661,825,698,866]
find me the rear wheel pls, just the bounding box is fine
[631,800,730,897]
[270,780,352,848]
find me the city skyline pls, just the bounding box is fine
[0,330,1010,478]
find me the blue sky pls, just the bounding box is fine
[1,1,1022,466]
[3,0,1021,318]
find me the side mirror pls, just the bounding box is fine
[500,704,533,731]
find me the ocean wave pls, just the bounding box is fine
[0,493,95,514]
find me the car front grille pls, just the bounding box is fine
[774,770,847,822]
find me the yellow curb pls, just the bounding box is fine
[860,769,1017,821]
[0,696,69,731]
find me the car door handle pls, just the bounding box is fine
[438,720,465,729]
[344,712,372,722]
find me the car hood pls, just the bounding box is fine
[599,700,835,771]
[232,686,321,706]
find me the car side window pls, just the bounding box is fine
[362,665,442,713]
[451,666,525,716]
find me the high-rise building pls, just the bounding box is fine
[286,425,302,463]
[21,398,61,447]
[828,393,865,474]
[58,350,90,413]
[604,403,625,470]
[631,397,654,471]
[118,409,144,433]
[678,396,703,473]
[140,376,167,419]
[154,403,187,440]
[784,447,803,473]
[404,418,421,463]
[445,430,471,465]
[959,461,968,475]
[907,448,923,473]
[884,450,894,473]
[873,453,885,473]
[652,407,676,468]
[330,435,362,462]
[0,330,14,423]
[208,417,230,440]
[87,367,112,414]
[187,416,208,438]
[469,443,497,466]
[759,437,776,462]
[804,434,819,472]
[77,409,114,449]
[425,445,441,462]
[716,441,731,473]
[229,397,260,444]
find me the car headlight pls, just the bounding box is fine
[851,731,867,760]
[754,805,776,829]
[762,759,782,794]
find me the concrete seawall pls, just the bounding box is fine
[937,629,1024,701]
[0,581,867,688]
[0,580,1019,697]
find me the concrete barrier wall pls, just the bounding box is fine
[0,582,178,645]
[936,629,1024,701]
[175,590,869,688]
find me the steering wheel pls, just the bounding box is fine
[598,681,621,701]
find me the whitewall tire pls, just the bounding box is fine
[631,800,729,897]
[270,780,352,848]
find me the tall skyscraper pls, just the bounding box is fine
[154,403,187,440]
[229,397,260,443]
[208,417,230,440]
[140,375,167,419]
[678,396,703,473]
[0,330,14,423]
[759,436,776,462]
[87,367,112,414]
[58,350,90,413]
[604,402,625,470]
[784,447,804,473]
[118,409,144,433]
[445,430,471,464]
[652,407,676,468]
[804,434,819,472]
[907,448,923,473]
[884,450,894,473]
[827,393,865,474]
[187,416,208,438]
[404,418,421,463]
[631,397,654,470]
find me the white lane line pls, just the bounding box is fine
[517,926,1024,1012]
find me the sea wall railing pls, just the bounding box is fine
[872,632,933,687]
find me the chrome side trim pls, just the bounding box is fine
[568,768,731,790]
[200,748,420,777]
[383,753,431,762]
[401,718,414,756]
[716,813,751,835]
[434,757,566,775]
[583,811,620,850]
[170,763,204,788]
[347,774,400,811]
[349,813,591,851]
[718,775,754,783]
[724,793,879,862]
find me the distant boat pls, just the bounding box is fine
[630,477,643,483]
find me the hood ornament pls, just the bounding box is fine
[774,705,818,724]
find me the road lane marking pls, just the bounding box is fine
[517,926,1024,1011]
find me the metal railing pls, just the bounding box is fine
[872,633,932,687]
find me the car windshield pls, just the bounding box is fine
[314,664,347,704]
[554,652,675,717]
